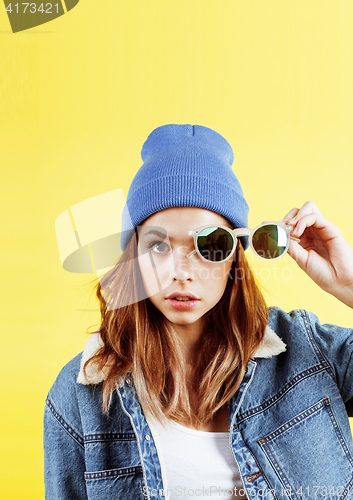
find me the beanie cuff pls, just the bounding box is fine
[120,175,249,251]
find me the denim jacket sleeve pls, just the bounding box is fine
[43,354,88,500]
[299,309,353,403]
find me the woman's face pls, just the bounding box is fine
[137,207,235,340]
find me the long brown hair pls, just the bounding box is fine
[84,229,268,429]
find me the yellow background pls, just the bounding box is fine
[2,1,353,497]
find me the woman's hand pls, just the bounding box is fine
[282,201,353,308]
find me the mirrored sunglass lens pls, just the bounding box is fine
[197,227,234,262]
[252,224,288,259]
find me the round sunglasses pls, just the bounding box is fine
[186,222,298,262]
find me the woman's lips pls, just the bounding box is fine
[165,298,200,310]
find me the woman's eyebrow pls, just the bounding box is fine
[141,229,187,242]
[142,229,170,239]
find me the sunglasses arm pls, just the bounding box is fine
[186,229,199,260]
[185,249,197,260]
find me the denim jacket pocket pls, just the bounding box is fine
[258,398,353,499]
[84,466,144,500]
[83,433,145,500]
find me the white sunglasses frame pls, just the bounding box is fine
[186,221,297,262]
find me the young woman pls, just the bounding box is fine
[44,124,353,500]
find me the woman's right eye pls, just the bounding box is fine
[148,241,170,254]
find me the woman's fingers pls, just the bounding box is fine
[282,207,299,222]
[285,201,324,224]
[282,201,330,241]
[286,238,309,272]
[282,201,324,233]
[280,201,353,308]
[287,212,333,239]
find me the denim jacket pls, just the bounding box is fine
[44,307,353,499]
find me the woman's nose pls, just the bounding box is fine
[173,276,191,284]
[172,247,194,282]
[173,266,191,282]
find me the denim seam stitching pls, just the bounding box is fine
[342,349,353,400]
[300,309,336,380]
[84,465,143,480]
[324,401,353,469]
[116,388,151,500]
[341,476,353,500]
[258,439,298,499]
[258,398,329,443]
[243,445,279,499]
[46,396,84,449]
[84,433,136,443]
[236,363,329,423]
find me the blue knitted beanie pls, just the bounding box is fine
[120,124,249,251]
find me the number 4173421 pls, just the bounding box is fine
[6,3,60,14]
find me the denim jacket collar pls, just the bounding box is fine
[76,325,286,385]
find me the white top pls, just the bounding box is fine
[145,414,247,499]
